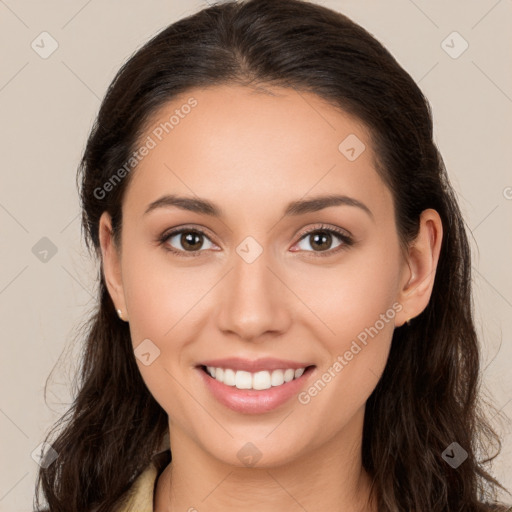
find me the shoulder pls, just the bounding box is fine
[114,450,171,512]
[480,503,512,512]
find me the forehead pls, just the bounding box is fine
[123,84,391,221]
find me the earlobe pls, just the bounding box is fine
[396,208,443,327]
[98,211,127,320]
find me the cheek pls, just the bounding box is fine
[134,359,199,437]
[293,273,398,440]
[294,239,401,409]
[121,240,210,343]
[293,236,401,349]
[121,243,213,416]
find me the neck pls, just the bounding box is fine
[154,408,376,512]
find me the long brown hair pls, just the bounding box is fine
[35,0,510,510]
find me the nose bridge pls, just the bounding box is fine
[216,237,291,340]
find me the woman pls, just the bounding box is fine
[35,0,511,510]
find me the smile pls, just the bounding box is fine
[197,363,317,414]
[203,366,307,390]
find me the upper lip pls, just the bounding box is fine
[197,357,314,373]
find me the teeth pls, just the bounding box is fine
[253,371,272,390]
[223,368,236,386]
[235,370,253,390]
[284,369,295,382]
[294,368,305,378]
[271,370,284,387]
[205,366,308,390]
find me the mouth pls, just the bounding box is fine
[196,363,317,414]
[198,364,315,390]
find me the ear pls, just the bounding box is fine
[395,208,443,327]
[98,211,127,320]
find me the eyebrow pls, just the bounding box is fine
[143,193,374,221]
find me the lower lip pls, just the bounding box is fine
[197,366,316,414]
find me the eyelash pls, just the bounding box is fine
[157,223,354,259]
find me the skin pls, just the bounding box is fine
[99,84,442,512]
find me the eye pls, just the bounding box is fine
[292,224,354,257]
[158,227,216,257]
[158,223,354,258]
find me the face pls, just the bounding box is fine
[100,84,440,468]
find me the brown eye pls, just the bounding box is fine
[296,225,354,256]
[308,231,335,251]
[294,226,353,255]
[178,231,204,251]
[160,228,215,256]
[159,224,353,258]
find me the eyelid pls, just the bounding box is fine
[158,225,217,257]
[295,223,352,243]
[158,223,354,257]
[292,224,354,257]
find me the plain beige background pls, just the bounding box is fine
[0,0,511,510]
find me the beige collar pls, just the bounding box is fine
[116,433,171,512]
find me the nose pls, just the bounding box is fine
[215,248,293,342]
